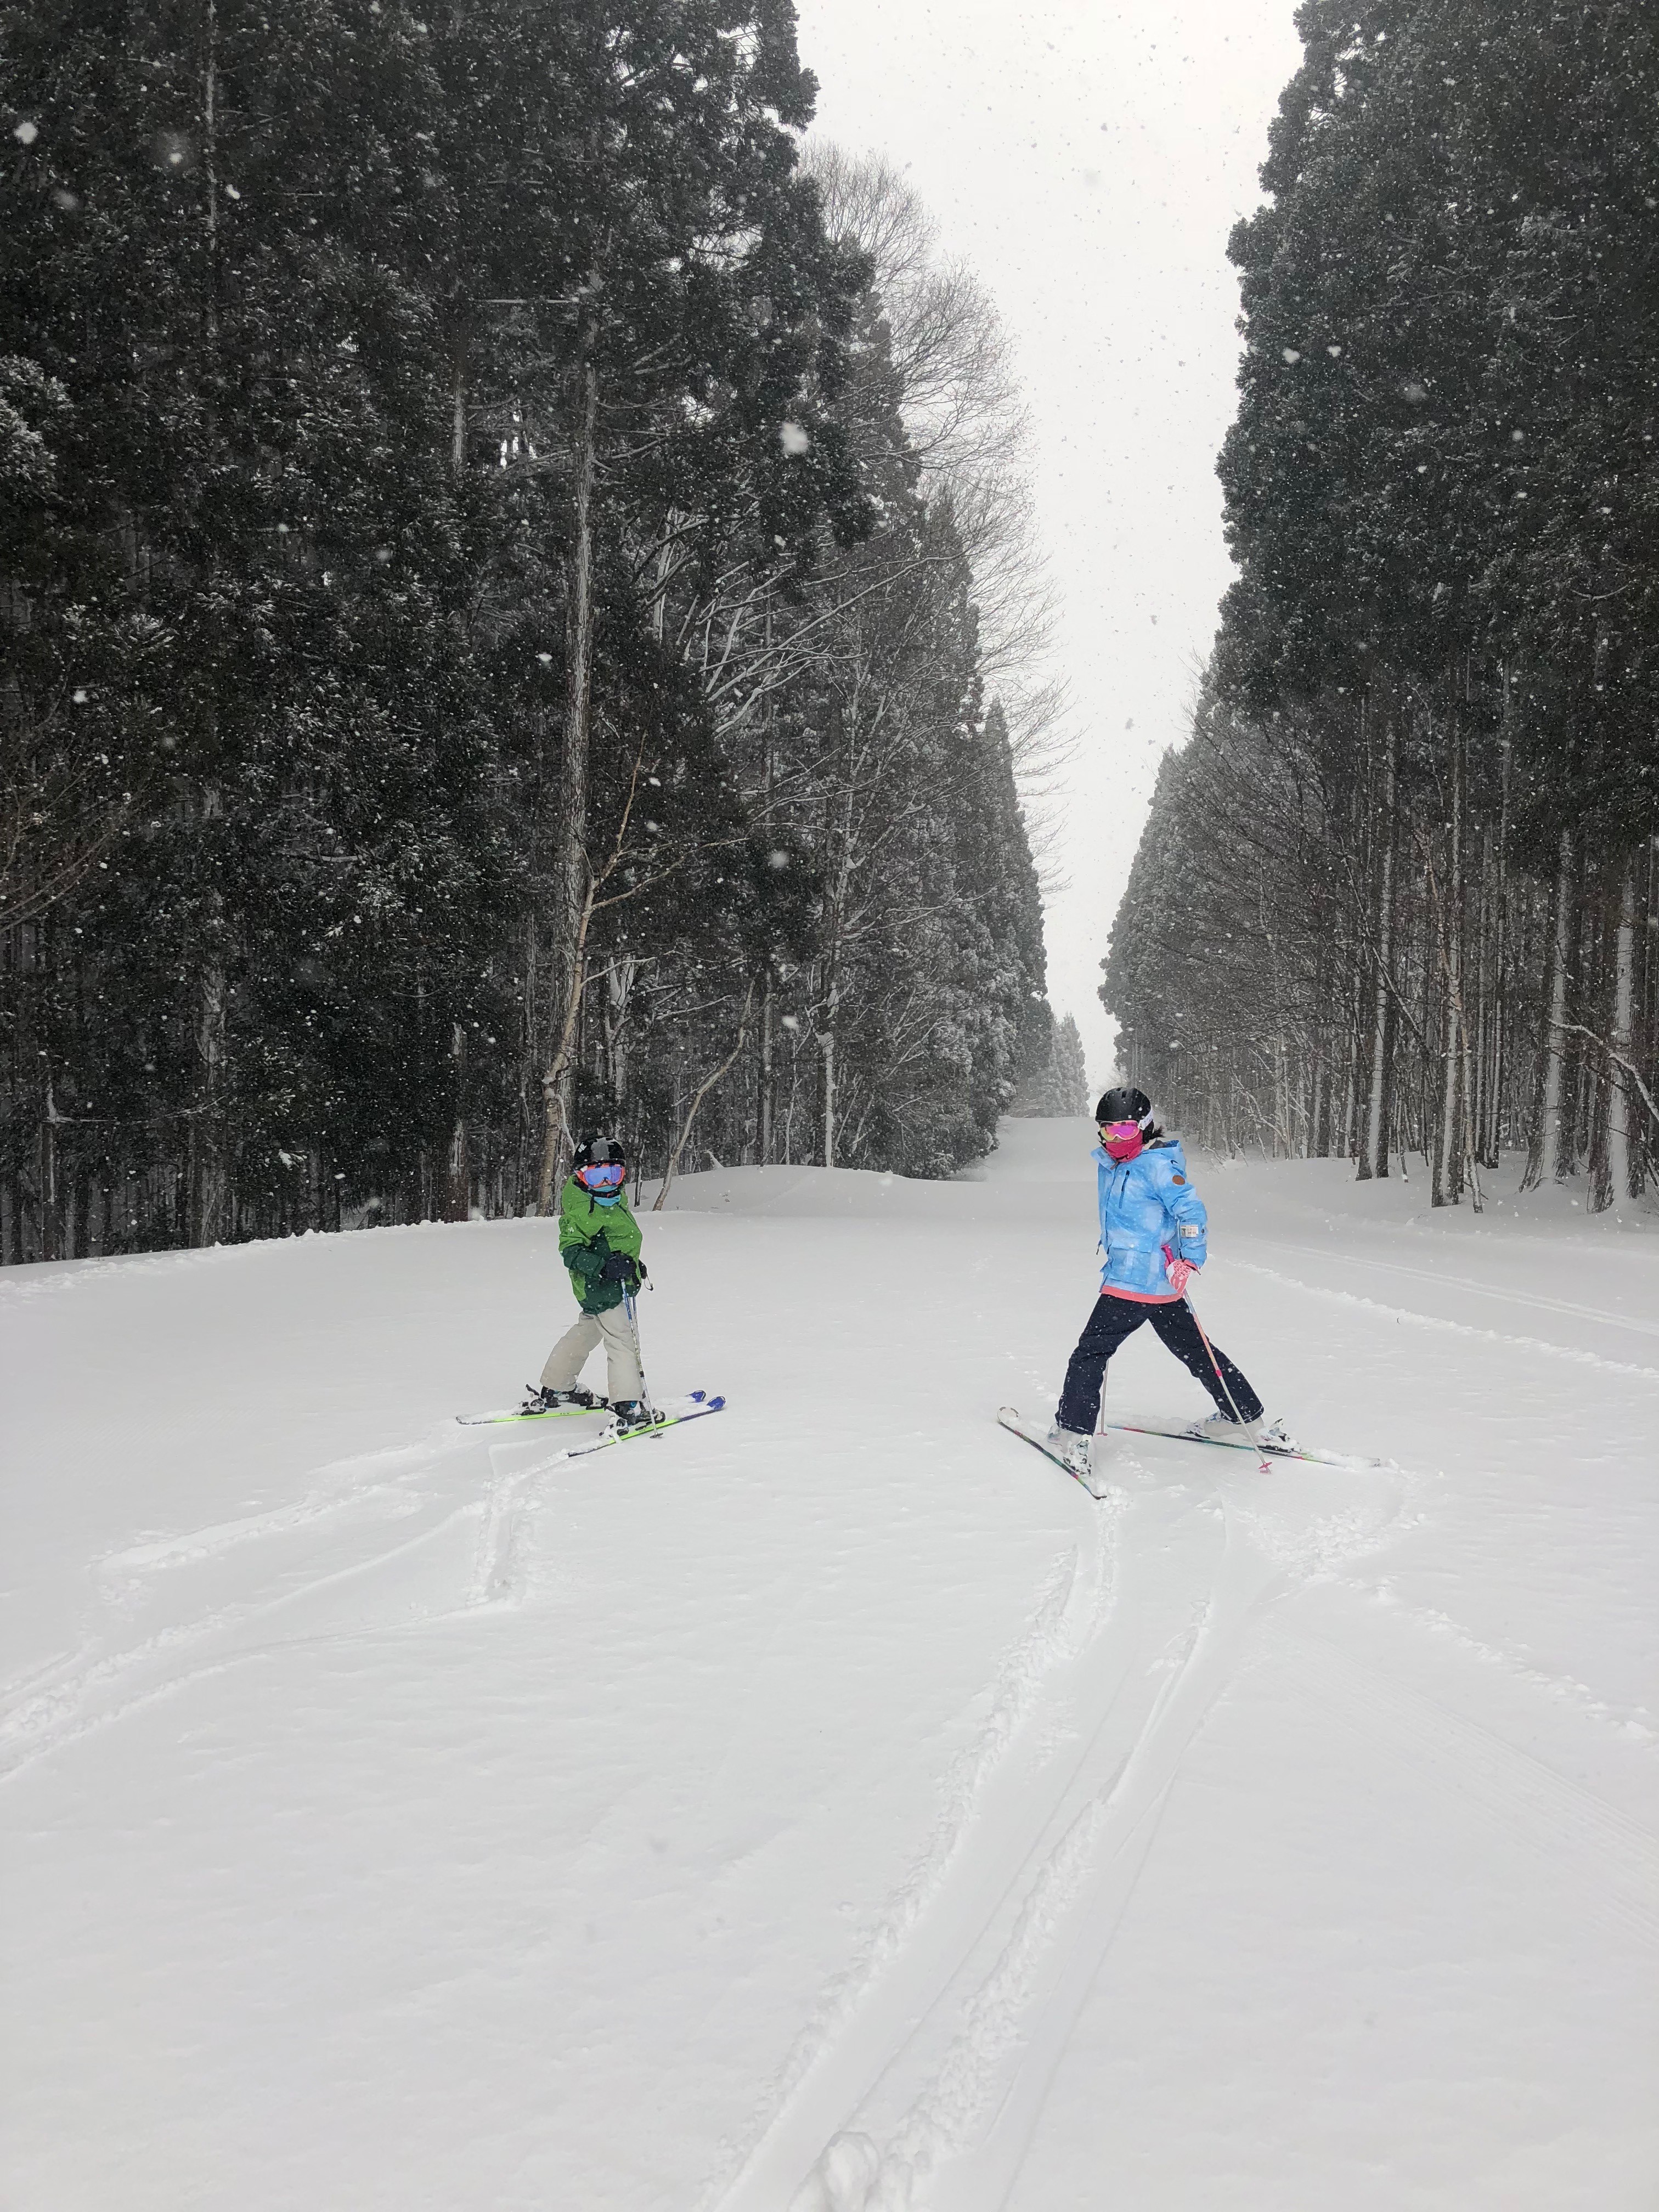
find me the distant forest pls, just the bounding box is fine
[1009,1012,1088,1118]
[1,2,1058,1262]
[1104,0,1659,1210]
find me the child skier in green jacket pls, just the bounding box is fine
[526,1136,650,1422]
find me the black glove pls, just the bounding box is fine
[599,1250,637,1284]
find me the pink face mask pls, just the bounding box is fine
[1099,1120,1144,1161]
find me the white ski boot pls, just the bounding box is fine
[1045,1424,1095,1479]
[1193,1410,1296,1452]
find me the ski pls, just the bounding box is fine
[1104,1419,1386,1471]
[997,1407,1113,1501]
[563,1390,726,1458]
[455,1397,609,1428]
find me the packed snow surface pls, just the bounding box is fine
[4,1120,1657,2210]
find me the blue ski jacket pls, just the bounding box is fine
[1094,1138,1208,1298]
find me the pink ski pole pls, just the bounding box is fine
[1165,1245,1271,1474]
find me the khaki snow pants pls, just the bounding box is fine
[539,1302,644,1401]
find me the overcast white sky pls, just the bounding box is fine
[795,0,1306,1092]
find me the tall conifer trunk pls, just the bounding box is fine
[443,345,471,1215]
[1361,701,1396,1180]
[539,333,599,1211]
[189,0,228,1248]
[820,1019,837,1169]
[759,980,775,1164]
[445,1024,469,1221]
[1432,723,1465,1207]
[1523,828,1575,1192]
[758,653,776,1164]
[1488,734,1510,1166]
[450,341,467,481]
[1604,856,1638,1208]
[193,781,229,1245]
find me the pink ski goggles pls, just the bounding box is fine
[1098,1119,1144,1160]
[576,1161,625,1190]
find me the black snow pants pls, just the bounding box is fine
[1057,1290,1263,1436]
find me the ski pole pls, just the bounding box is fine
[1165,1245,1271,1473]
[623,1282,655,1418]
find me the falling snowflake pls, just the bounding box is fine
[778,421,811,456]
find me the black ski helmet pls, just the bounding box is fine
[1094,1086,1154,1129]
[573,1134,627,1171]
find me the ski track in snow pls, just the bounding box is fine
[8,1131,1656,2209]
[0,1426,578,1785]
[1251,1237,1659,1342]
[96,1465,431,1580]
[1274,1630,1659,1948]
[464,1437,578,1608]
[715,1441,1412,2212]
[1233,1260,1659,1382]
[704,1502,1122,2212]
[1324,1572,1659,1748]
[873,1469,1412,2212]
[0,1500,487,1785]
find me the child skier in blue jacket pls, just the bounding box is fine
[1047,1087,1288,1475]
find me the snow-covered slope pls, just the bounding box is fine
[3,1122,1656,2210]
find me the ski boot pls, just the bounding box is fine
[607,1398,664,1436]
[1193,1410,1296,1452]
[1045,1424,1094,1479]
[521,1384,605,1415]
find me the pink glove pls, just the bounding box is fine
[1165,1256,1199,1295]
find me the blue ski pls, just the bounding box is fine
[564,1391,726,1458]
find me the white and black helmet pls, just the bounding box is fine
[1094,1086,1154,1129]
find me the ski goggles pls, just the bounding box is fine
[1098,1120,1143,1143]
[576,1161,625,1190]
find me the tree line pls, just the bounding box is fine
[1103,0,1659,1211]
[1009,1011,1088,1118]
[1,1,1055,1262]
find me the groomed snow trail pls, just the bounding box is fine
[733,1448,1419,2212]
[3,1123,1656,2210]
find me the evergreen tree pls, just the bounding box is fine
[1010,1011,1087,1117]
[1,2,1054,1259]
[1106,0,1659,1204]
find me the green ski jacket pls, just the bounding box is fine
[557,1175,644,1315]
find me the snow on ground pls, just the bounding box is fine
[3,1119,1656,2210]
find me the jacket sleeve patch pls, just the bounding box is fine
[1171,1173,1186,1184]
